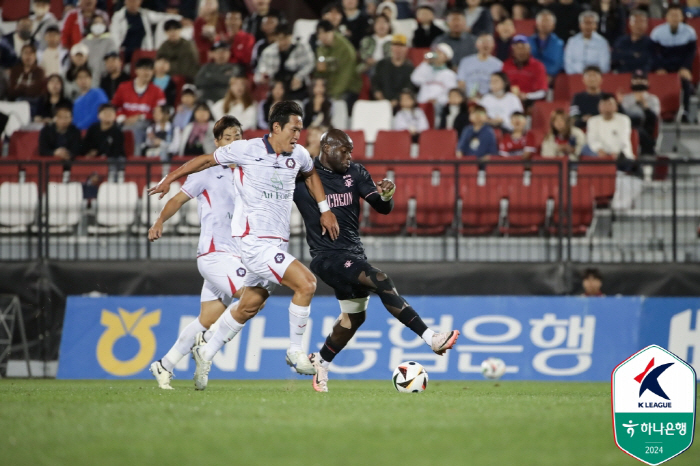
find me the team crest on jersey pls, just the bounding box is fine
[236,267,246,277]
[285,158,296,169]
[274,253,285,263]
[343,174,353,187]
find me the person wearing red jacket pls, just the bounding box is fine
[502,35,548,108]
[193,0,227,65]
[111,57,165,155]
[225,10,255,71]
[61,0,110,50]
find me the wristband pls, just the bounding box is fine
[318,200,330,213]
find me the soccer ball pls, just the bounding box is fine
[481,357,507,379]
[392,361,428,393]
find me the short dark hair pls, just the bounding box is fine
[268,100,303,131]
[472,104,487,114]
[275,23,293,36]
[583,268,602,280]
[45,25,60,34]
[21,43,37,54]
[666,4,684,15]
[135,57,154,69]
[583,65,602,75]
[600,92,616,101]
[317,20,335,33]
[447,7,466,17]
[214,115,243,140]
[98,103,116,113]
[76,66,92,77]
[492,71,511,92]
[164,19,182,30]
[321,2,343,16]
[55,103,73,114]
[511,111,526,118]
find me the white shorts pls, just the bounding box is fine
[240,236,297,293]
[196,252,248,305]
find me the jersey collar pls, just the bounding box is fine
[262,134,292,156]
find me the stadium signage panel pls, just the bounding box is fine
[57,296,699,381]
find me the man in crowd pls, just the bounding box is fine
[413,3,444,48]
[225,9,256,71]
[157,19,199,80]
[586,93,634,160]
[619,70,660,155]
[3,17,37,58]
[100,51,130,100]
[431,8,477,67]
[457,33,502,98]
[372,33,414,106]
[612,10,654,73]
[195,41,241,103]
[73,67,109,130]
[581,268,604,296]
[528,9,564,81]
[39,104,82,161]
[564,11,610,74]
[315,20,362,114]
[62,0,109,50]
[411,43,457,113]
[342,0,371,49]
[502,35,548,107]
[570,66,603,129]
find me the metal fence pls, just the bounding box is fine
[1,158,699,262]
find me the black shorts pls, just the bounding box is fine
[310,252,374,301]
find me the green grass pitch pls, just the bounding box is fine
[1,379,697,466]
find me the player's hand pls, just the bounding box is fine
[147,177,170,199]
[148,220,163,242]
[320,211,339,241]
[376,178,395,200]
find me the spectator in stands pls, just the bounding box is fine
[458,34,503,99]
[34,74,72,123]
[411,43,458,114]
[111,0,179,65]
[465,0,494,36]
[586,93,634,160]
[564,11,611,74]
[439,87,470,137]
[581,268,604,296]
[173,84,197,130]
[591,0,627,46]
[73,67,109,130]
[83,15,117,88]
[251,12,282,68]
[480,71,523,131]
[305,125,327,158]
[39,104,82,161]
[244,0,276,42]
[612,10,654,73]
[570,66,603,129]
[158,19,200,80]
[143,104,175,159]
[550,0,584,43]
[502,36,548,107]
[31,0,58,50]
[620,70,660,155]
[393,88,430,142]
[372,33,414,106]
[62,0,109,50]
[315,20,363,114]
[194,41,239,103]
[343,0,371,49]
[540,108,586,160]
[224,10,255,71]
[412,4,444,48]
[4,18,38,59]
[303,78,333,128]
[254,23,316,101]
[494,17,515,62]
[309,3,346,54]
[359,14,393,74]
[193,0,227,65]
[65,43,91,100]
[81,103,126,158]
[211,76,257,130]
[38,26,63,76]
[457,104,498,158]
[418,0,449,18]
[432,9,477,67]
[528,10,564,81]
[112,57,166,155]
[258,80,286,129]
[7,45,45,107]
[100,52,129,100]
[151,57,177,107]
[498,112,536,158]
[175,102,216,155]
[376,2,398,24]
[651,5,697,122]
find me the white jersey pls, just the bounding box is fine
[213,136,314,241]
[181,164,240,257]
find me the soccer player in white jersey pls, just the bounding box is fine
[147,116,248,389]
[149,101,339,389]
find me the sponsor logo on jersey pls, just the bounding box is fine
[327,192,353,208]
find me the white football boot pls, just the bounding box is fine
[191,345,212,390]
[431,330,460,355]
[193,330,206,348]
[285,349,317,375]
[309,353,328,392]
[149,360,174,390]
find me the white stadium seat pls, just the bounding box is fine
[46,182,83,233]
[293,19,318,45]
[351,100,393,143]
[0,100,31,139]
[331,99,349,130]
[87,182,139,234]
[0,181,38,233]
[394,19,417,46]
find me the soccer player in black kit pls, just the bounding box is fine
[294,129,460,392]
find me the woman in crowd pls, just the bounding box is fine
[175,103,217,156]
[211,76,257,131]
[540,109,586,160]
[302,78,332,129]
[439,88,470,138]
[479,71,522,132]
[257,80,286,129]
[359,14,393,74]
[34,74,73,123]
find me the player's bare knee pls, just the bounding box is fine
[297,275,316,298]
[235,305,259,322]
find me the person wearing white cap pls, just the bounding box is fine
[65,42,90,100]
[410,42,457,119]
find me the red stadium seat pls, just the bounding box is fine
[171,75,186,107]
[50,0,64,19]
[372,130,412,161]
[418,102,435,129]
[408,48,430,67]
[252,82,269,102]
[578,159,617,206]
[2,0,30,20]
[0,162,41,184]
[514,20,536,36]
[9,131,41,159]
[418,129,457,160]
[400,165,456,235]
[123,130,135,157]
[345,130,366,159]
[170,155,196,165]
[459,163,506,235]
[553,73,632,102]
[130,50,158,77]
[359,74,371,100]
[530,100,569,133]
[68,161,110,185]
[123,163,164,195]
[361,164,408,234]
[647,73,681,121]
[500,163,560,235]
[244,129,268,140]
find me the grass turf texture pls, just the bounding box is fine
[1,380,697,466]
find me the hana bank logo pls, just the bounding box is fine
[96,308,161,376]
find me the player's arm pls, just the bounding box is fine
[301,167,340,240]
[148,191,190,242]
[148,154,217,199]
[366,179,395,215]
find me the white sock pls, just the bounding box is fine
[201,303,243,361]
[203,306,228,343]
[161,317,207,371]
[288,302,310,352]
[421,328,435,346]
[318,353,331,369]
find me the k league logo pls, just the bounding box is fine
[274,253,285,264]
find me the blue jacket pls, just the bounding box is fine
[458,124,498,158]
[73,88,109,131]
[528,33,564,76]
[650,23,697,71]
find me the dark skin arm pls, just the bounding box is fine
[301,166,340,240]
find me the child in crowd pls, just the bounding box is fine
[498,112,536,159]
[439,88,470,139]
[392,88,429,142]
[152,56,177,107]
[457,105,498,159]
[143,104,175,160]
[173,84,197,131]
[82,103,126,159]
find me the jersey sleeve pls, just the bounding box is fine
[297,146,314,174]
[180,172,206,199]
[213,139,248,165]
[356,164,379,199]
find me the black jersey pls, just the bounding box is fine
[294,157,392,257]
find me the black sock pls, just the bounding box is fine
[319,337,342,363]
[397,306,429,337]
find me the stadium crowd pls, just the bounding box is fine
[0,0,696,165]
